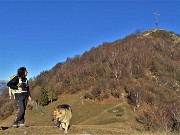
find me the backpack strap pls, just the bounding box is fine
[9,87,12,99]
[17,77,28,87]
[15,77,28,93]
[17,77,22,87]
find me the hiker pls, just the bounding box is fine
[7,67,32,128]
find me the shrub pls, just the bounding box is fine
[138,101,180,133]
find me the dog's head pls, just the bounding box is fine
[53,109,66,124]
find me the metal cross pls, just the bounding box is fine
[154,11,160,29]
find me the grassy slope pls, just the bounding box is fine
[0,92,175,135]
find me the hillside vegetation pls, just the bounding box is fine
[0,93,175,135]
[0,29,180,133]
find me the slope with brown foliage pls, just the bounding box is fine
[0,29,180,133]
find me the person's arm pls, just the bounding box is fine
[27,80,32,101]
[7,76,19,89]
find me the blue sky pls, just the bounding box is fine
[0,0,180,80]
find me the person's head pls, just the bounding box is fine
[17,67,28,78]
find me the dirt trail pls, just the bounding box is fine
[0,125,174,135]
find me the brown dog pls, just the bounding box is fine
[53,104,72,133]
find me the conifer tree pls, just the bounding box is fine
[39,86,49,106]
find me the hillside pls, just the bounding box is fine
[0,93,175,135]
[31,29,180,100]
[0,29,180,134]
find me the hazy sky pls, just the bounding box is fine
[0,0,180,80]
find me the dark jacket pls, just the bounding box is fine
[7,76,30,97]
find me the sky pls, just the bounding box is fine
[0,0,180,80]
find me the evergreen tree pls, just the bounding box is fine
[39,86,49,106]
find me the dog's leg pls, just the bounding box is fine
[64,122,69,133]
[61,123,68,133]
[61,123,65,129]
[57,121,62,130]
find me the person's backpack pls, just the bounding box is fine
[8,75,28,99]
[9,75,16,99]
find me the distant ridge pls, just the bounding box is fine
[0,80,7,93]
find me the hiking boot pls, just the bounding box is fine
[12,124,18,128]
[19,124,28,127]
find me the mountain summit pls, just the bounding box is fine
[0,29,180,133]
[29,29,180,132]
[30,29,180,102]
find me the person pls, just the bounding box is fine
[7,67,32,128]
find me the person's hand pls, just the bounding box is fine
[28,96,32,101]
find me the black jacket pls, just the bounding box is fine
[7,76,30,97]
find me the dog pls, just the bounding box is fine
[53,104,72,133]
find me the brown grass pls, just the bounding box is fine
[0,92,177,135]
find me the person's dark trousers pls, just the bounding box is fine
[14,94,27,125]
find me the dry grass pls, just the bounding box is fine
[0,92,178,135]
